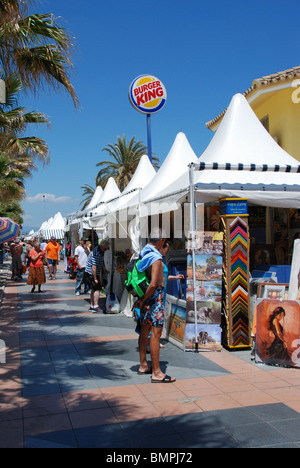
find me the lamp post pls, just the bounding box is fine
[43,195,46,221]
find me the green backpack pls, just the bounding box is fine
[125,259,150,298]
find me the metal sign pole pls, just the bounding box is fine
[146,114,152,164]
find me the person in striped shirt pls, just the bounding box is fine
[85,239,110,313]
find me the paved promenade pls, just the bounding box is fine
[1,263,300,448]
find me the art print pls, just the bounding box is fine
[255,299,300,368]
[187,254,222,281]
[186,299,221,324]
[185,324,222,351]
[186,280,222,303]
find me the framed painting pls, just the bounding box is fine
[168,297,186,348]
[255,299,300,368]
[257,283,288,299]
[263,284,287,301]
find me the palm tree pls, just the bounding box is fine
[0,198,24,225]
[96,135,159,192]
[0,152,26,205]
[0,73,49,168]
[0,0,79,107]
[0,74,49,223]
[80,183,96,210]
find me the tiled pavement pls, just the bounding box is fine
[1,264,300,448]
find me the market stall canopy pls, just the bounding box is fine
[88,177,121,227]
[89,154,156,228]
[43,212,65,240]
[85,186,104,211]
[121,132,199,217]
[40,217,53,236]
[141,132,198,204]
[152,93,300,208]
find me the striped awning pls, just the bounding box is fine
[192,162,300,173]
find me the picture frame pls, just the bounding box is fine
[257,283,288,300]
[263,284,288,301]
[167,296,187,349]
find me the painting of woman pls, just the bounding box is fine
[265,306,293,366]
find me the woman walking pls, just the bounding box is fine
[27,242,46,293]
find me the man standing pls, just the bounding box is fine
[135,228,176,383]
[74,239,90,296]
[45,237,61,280]
[85,239,110,313]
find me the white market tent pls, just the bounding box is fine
[150,94,300,209]
[40,216,53,237]
[134,132,199,215]
[88,177,121,228]
[85,185,104,211]
[43,212,65,239]
[89,154,156,229]
[67,185,104,233]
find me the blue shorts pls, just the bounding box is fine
[47,259,58,266]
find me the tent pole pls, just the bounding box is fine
[189,163,198,352]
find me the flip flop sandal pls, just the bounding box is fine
[151,374,176,383]
[138,367,152,375]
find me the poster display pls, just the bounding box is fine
[186,231,223,351]
[255,299,300,368]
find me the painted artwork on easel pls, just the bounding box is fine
[255,299,300,368]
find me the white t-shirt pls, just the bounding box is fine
[74,245,88,269]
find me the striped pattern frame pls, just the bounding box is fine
[230,217,251,347]
[221,216,251,349]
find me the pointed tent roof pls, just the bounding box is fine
[140,132,199,204]
[88,177,121,222]
[44,212,65,239]
[197,93,300,184]
[89,155,156,228]
[153,94,300,208]
[123,154,156,194]
[86,186,103,210]
[98,177,121,203]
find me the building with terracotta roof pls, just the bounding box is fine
[206,66,300,162]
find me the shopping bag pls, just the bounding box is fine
[105,293,120,314]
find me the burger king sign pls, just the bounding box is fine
[129,75,167,114]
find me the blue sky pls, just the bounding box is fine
[21,0,300,232]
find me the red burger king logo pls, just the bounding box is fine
[129,75,167,114]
